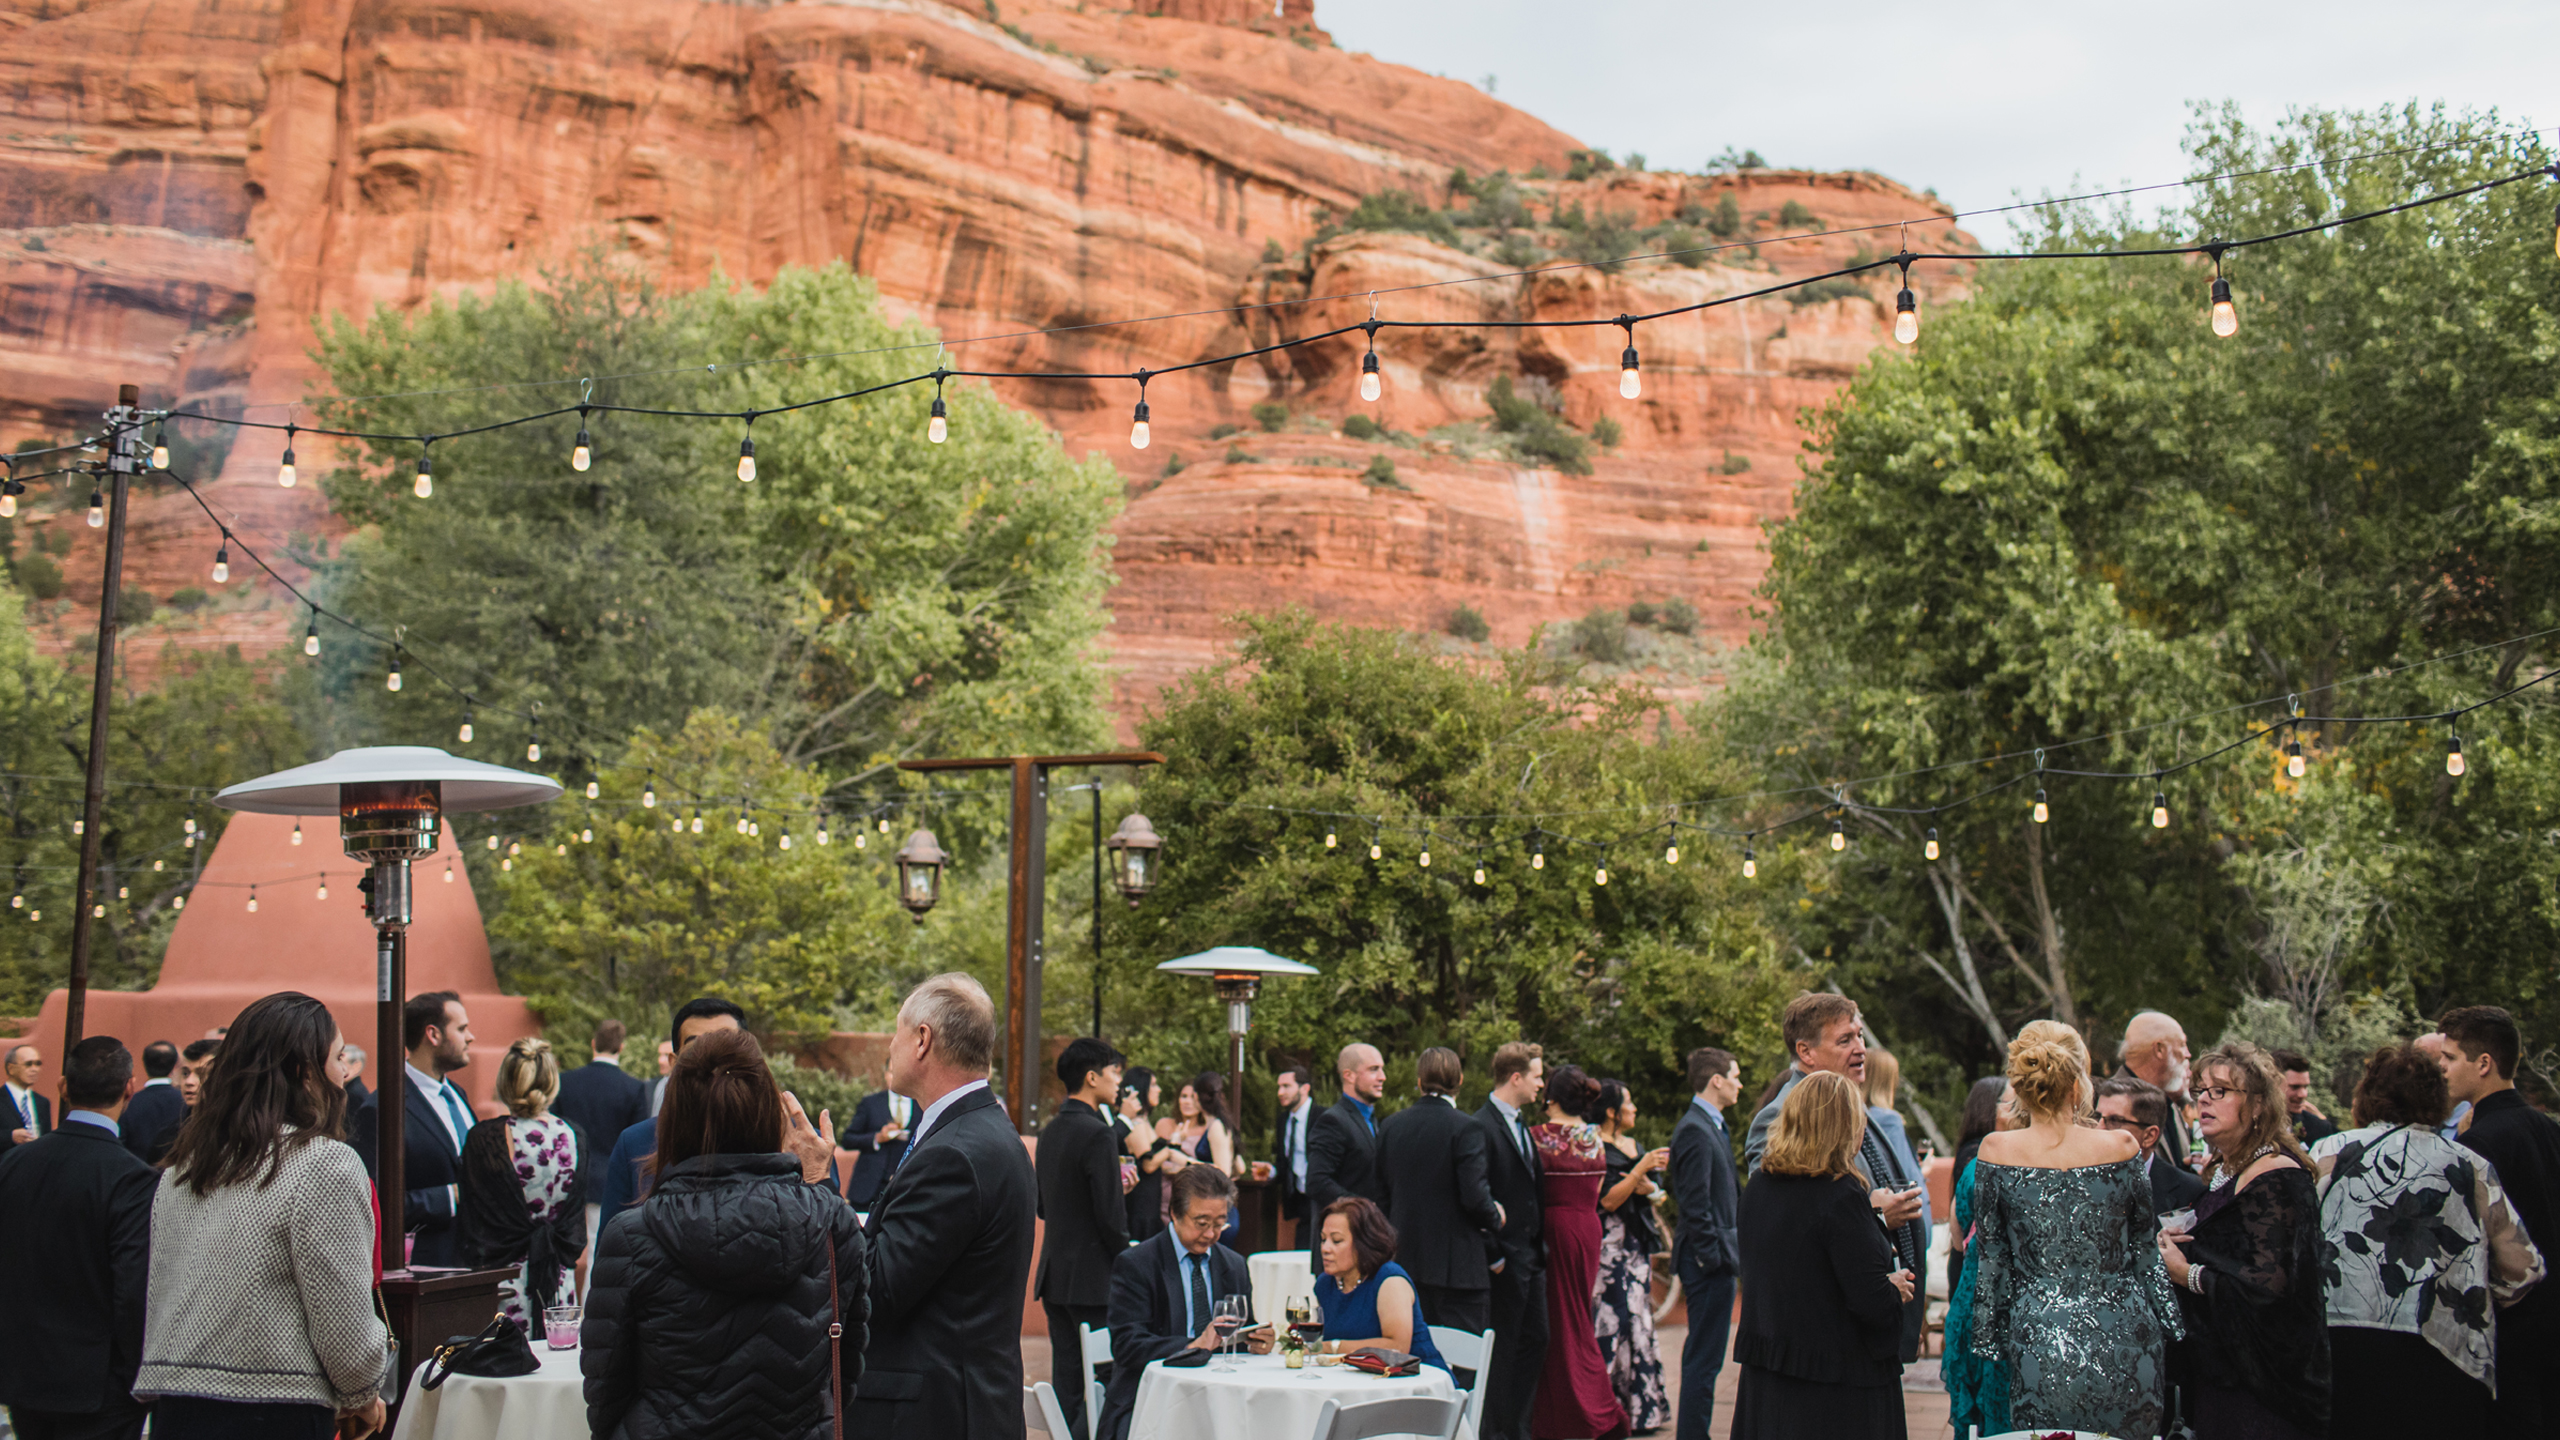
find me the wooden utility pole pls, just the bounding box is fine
[64,383,141,1049]
[897,751,1160,1133]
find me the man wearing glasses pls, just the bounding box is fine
[2095,1075,2204,1215]
[1094,1165,1270,1440]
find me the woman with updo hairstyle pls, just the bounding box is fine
[2311,1043,2542,1436]
[460,1036,588,1333]
[1967,1019,2181,1437]
[2157,1040,2326,1439]
[1526,1064,1627,1439]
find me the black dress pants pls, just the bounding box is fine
[1677,1271,1734,1440]
[1482,1262,1549,1440]
[1412,1282,1491,1387]
[1044,1299,1111,1440]
[5,1398,149,1440]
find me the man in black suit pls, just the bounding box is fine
[1271,1063,1315,1244]
[1037,1037,1130,1440]
[553,1017,647,1247]
[841,1087,915,1208]
[118,1041,183,1166]
[2095,1076,2204,1214]
[146,1040,219,1167]
[349,990,477,1268]
[1376,1047,1500,1341]
[2440,1006,2560,1440]
[0,1036,158,1440]
[2,1042,49,1157]
[1096,1165,1264,1440]
[595,999,749,1231]
[1669,1047,1743,1440]
[340,1043,371,1109]
[1472,1040,1547,1440]
[1306,1042,1384,1223]
[853,973,1038,1440]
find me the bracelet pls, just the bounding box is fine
[2186,1263,2208,1296]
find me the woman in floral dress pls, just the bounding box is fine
[1590,1079,1671,1433]
[459,1037,587,1337]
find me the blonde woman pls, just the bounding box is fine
[1968,1019,2181,1437]
[459,1037,588,1335]
[1729,1070,1912,1440]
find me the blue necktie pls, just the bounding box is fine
[1185,1253,1210,1337]
[438,1083,472,1154]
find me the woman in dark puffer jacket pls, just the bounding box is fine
[583,1029,867,1440]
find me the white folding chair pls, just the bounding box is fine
[1023,1381,1075,1437]
[1077,1322,1114,1432]
[1308,1394,1464,1440]
[1423,1326,1495,1440]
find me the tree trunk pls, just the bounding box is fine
[2022,814,2076,1027]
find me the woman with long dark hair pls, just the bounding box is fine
[1591,1078,1670,1433]
[136,992,389,1440]
[1117,1067,1173,1240]
[582,1028,866,1440]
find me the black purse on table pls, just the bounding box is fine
[419,1317,540,1390]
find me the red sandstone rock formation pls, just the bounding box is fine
[0,0,1967,725]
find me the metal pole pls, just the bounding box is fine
[64,383,139,1049]
[1002,758,1049,1134]
[369,858,412,1275]
[1091,783,1104,1038]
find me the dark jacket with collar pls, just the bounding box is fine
[553,1059,646,1194]
[1376,1095,1501,1291]
[119,1082,185,1165]
[1272,1098,1316,1219]
[852,1085,1037,1440]
[1473,1099,1543,1277]
[841,1091,913,1208]
[2459,1088,2560,1346]
[1669,1098,1739,1287]
[2146,1148,2206,1214]
[0,1117,157,1413]
[1036,1097,1129,1309]
[1734,1171,1904,1388]
[581,1152,866,1440]
[348,1069,468,1268]
[1306,1095,1381,1214]
[0,1086,49,1159]
[1096,1228,1249,1440]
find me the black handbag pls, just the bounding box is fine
[419,1317,540,1390]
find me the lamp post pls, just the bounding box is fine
[216,746,559,1275]
[1154,947,1319,1128]
[896,750,1163,1133]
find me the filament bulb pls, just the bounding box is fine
[291,820,304,846]
[1473,866,1486,885]
[854,831,866,848]
[303,618,320,657]
[1369,841,1383,860]
[278,442,297,488]
[2447,735,2466,777]
[929,396,948,444]
[386,658,402,693]
[555,843,567,856]
[1360,350,1381,403]
[246,888,258,913]
[690,813,704,834]
[1324,831,1337,849]
[211,544,229,584]
[1829,819,1846,852]
[87,491,104,527]
[779,831,792,850]
[1894,288,1919,345]
[1595,866,1609,885]
[2210,276,2238,338]
[571,428,592,472]
[1532,851,1545,871]
[444,862,454,884]
[585,781,600,800]
[1923,828,1939,861]
[1619,344,1641,400]
[316,878,328,900]
[414,454,433,499]
[527,739,542,763]
[151,429,170,470]
[459,714,474,744]
[580,827,593,844]
[1130,398,1152,450]
[1665,843,1680,865]
[2151,793,2170,829]
[738,813,752,835]
[0,491,14,518]
[1418,850,1431,868]
[816,822,830,845]
[2032,789,2049,824]
[487,835,499,851]
[737,435,757,483]
[641,778,656,808]
[1742,848,1757,879]
[2286,740,2305,779]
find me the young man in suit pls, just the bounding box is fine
[2095,1076,2204,1214]
[2,1043,48,1155]
[148,1040,218,1166]
[1305,1042,1385,1220]
[554,1018,647,1252]
[1095,1165,1265,1440]
[1473,1041,1548,1440]
[348,990,476,1268]
[0,1036,160,1440]
[1376,1047,1501,1342]
[1271,1064,1316,1245]
[118,1042,184,1165]
[1036,1037,1130,1440]
[1669,1047,1743,1440]
[2440,1005,2560,1440]
[853,974,1038,1440]
[840,1085,915,1208]
[594,998,747,1231]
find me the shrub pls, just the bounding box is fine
[1250,401,1289,433]
[1458,174,1535,232]
[1568,608,1630,663]
[119,586,155,625]
[1162,452,1187,478]
[1776,199,1819,231]
[1342,413,1383,441]
[1591,416,1624,449]
[1335,189,1462,248]
[1564,149,1616,182]
[1361,453,1400,486]
[168,586,209,612]
[1561,209,1642,273]
[1225,445,1254,464]
[13,552,62,600]
[1704,193,1744,239]
[1493,235,1546,269]
[1486,375,1592,475]
[1627,600,1659,627]
[1209,423,1243,441]
[1660,597,1700,635]
[1446,604,1491,643]
[1719,451,1752,474]
[1707,147,1767,172]
[1259,239,1286,265]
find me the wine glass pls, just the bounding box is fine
[1211,1295,1248,1369]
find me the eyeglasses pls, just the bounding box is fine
[2096,1114,2148,1129]
[2193,1085,2240,1104]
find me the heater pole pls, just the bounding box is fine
[368,857,412,1275]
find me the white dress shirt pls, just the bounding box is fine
[1283,1098,1312,1188]
[5,1082,41,1135]
[407,1060,470,1208]
[903,1078,988,1156]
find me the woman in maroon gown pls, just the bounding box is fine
[1531,1066,1630,1440]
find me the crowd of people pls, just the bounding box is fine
[3,976,2556,1440]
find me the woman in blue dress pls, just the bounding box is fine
[1311,1196,1450,1373]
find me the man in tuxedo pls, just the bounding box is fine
[118,1042,184,1166]
[1376,1047,1500,1341]
[0,1036,159,1440]
[350,991,477,1268]
[1036,1037,1129,1440]
[1095,1166,1264,1440]
[841,1085,915,1208]
[853,973,1037,1440]
[554,1018,647,1251]
[1669,1048,1742,1440]
[2440,1005,2560,1440]
[1306,1042,1384,1220]
[1271,1064,1315,1244]
[2095,1076,2204,1213]
[1473,1041,1547,1440]
[596,998,747,1231]
[2112,1010,2195,1168]
[3,1043,48,1156]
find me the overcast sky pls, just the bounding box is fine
[1325,1,2557,239]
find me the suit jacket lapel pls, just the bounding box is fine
[406,1075,455,1157]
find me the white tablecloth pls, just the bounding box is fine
[1247,1249,1316,1330]
[1127,1351,1455,1440]
[390,1343,586,1440]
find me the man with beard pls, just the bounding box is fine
[350,990,477,1268]
[2112,1011,2194,1169]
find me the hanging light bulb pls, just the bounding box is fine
[117,885,127,899]
[1893,286,1919,345]
[736,427,757,483]
[2152,792,2171,829]
[246,887,258,913]
[167,896,179,912]
[291,819,304,847]
[2286,739,2305,779]
[458,709,474,744]
[183,831,196,850]
[0,486,15,518]
[1369,840,1383,861]
[278,428,297,487]
[1665,842,1680,865]
[737,810,752,836]
[1829,817,1847,852]
[854,830,867,849]
[316,876,328,901]
[500,856,512,871]
[150,425,170,470]
[585,780,600,800]
[1418,849,1432,868]
[1531,849,1546,871]
[303,609,320,657]
[816,818,830,845]
[2447,734,2466,777]
[486,834,498,851]
[2032,788,2049,824]
[690,812,704,834]
[71,818,83,836]
[1129,395,1152,450]
[1595,865,1609,885]
[527,718,542,763]
[385,650,403,693]
[779,829,793,851]
[1473,864,1486,885]
[641,774,657,808]
[92,902,104,918]
[153,858,163,872]
[87,489,105,527]
[879,819,892,834]
[2209,276,2238,338]
[9,892,19,908]
[183,814,195,835]
[572,410,592,472]
[444,860,454,883]
[929,393,949,444]
[1360,349,1381,403]
[211,539,229,584]
[580,826,593,844]
[1924,828,1940,861]
[1742,845,1757,879]
[555,843,567,856]
[749,821,761,838]
[413,450,433,499]
[1324,831,1337,849]
[1619,339,1642,400]
[508,841,521,857]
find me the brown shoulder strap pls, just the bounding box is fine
[826,1228,846,1440]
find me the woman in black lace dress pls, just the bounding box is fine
[2160,1041,2330,1440]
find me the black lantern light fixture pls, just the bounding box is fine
[894,828,949,920]
[1104,812,1162,906]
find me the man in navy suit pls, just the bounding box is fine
[553,1018,647,1246]
[594,998,748,1232]
[1669,1047,1743,1440]
[2097,1077,2204,1214]
[119,1041,185,1165]
[1094,1165,1263,1440]
[349,991,477,1268]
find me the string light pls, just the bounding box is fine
[117,885,127,899]
[1923,827,1939,861]
[1531,846,1545,871]
[1742,844,1756,879]
[1369,839,1383,861]
[92,903,104,918]
[1418,849,1431,868]
[2210,275,2238,338]
[211,539,229,584]
[183,815,196,835]
[2286,739,2305,778]
[291,819,304,846]
[642,774,656,808]
[167,896,179,911]
[929,375,949,443]
[150,424,169,470]
[1893,253,1919,345]
[585,780,600,800]
[527,715,542,763]
[854,830,867,849]
[690,812,705,834]
[1360,320,1383,402]
[444,860,454,883]
[736,417,757,482]
[414,446,433,499]
[815,816,830,845]
[580,825,593,843]
[1473,863,1487,885]
[2152,792,2171,828]
[9,893,19,909]
[1595,864,1609,885]
[458,708,474,744]
[2447,732,2466,777]
[1617,318,1641,400]
[1829,816,1847,851]
[245,886,257,913]
[486,834,499,850]
[571,408,592,472]
[386,649,403,693]
[303,608,320,657]
[779,829,793,850]
[87,489,104,527]
[1664,842,1680,865]
[508,841,521,856]
[555,843,568,855]
[1324,830,1337,849]
[737,807,752,836]
[501,856,512,871]
[316,876,328,900]
[2033,788,2050,824]
[0,480,15,518]
[880,818,892,834]
[278,426,296,487]
[1130,378,1152,450]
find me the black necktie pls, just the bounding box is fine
[1186,1253,1211,1337]
[1283,1112,1298,1184]
[1861,1131,1921,1276]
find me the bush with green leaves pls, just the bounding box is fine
[1659,598,1699,636]
[1323,190,1462,249]
[1485,375,1592,475]
[1776,200,1819,231]
[1564,149,1617,182]
[1341,414,1383,441]
[1250,401,1290,433]
[1591,416,1624,449]
[1361,454,1400,487]
[1446,604,1491,643]
[1568,609,1631,664]
[13,552,62,600]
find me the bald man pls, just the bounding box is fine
[1305,1043,1386,1219]
[2112,1011,2194,1169]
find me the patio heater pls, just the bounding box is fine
[1155,946,1319,1127]
[217,746,560,1274]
